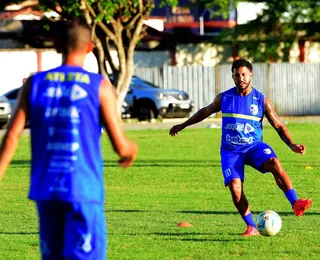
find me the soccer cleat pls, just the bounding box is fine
[241,225,260,237]
[293,198,312,217]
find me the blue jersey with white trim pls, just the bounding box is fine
[221,87,265,151]
[28,65,104,204]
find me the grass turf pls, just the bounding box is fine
[0,124,319,259]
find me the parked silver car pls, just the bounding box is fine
[117,76,195,121]
[0,96,12,128]
[0,88,20,128]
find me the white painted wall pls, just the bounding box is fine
[0,50,99,95]
[1,42,320,95]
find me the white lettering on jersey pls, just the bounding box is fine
[48,127,79,136]
[225,123,244,131]
[45,106,79,119]
[44,87,63,98]
[47,142,80,152]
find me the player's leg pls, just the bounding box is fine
[262,157,312,216]
[248,142,312,217]
[221,151,259,236]
[63,202,107,260]
[36,200,66,260]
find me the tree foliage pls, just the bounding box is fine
[2,0,178,113]
[205,0,320,62]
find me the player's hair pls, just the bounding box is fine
[231,58,253,72]
[55,19,92,53]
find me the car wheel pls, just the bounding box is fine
[137,106,155,122]
[0,122,8,129]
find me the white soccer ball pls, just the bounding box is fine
[256,210,282,236]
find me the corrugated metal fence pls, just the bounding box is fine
[134,63,320,116]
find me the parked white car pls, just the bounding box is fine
[0,87,131,128]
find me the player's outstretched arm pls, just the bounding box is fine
[264,97,306,155]
[169,93,222,136]
[0,77,30,181]
[99,78,138,168]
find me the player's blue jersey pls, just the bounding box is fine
[221,87,265,152]
[28,65,104,204]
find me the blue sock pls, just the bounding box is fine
[285,189,299,207]
[242,213,256,227]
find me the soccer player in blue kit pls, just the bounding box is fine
[0,20,138,258]
[169,58,312,237]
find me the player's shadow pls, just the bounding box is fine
[177,210,320,216]
[108,209,319,216]
[104,159,220,167]
[0,231,38,235]
[107,209,149,213]
[8,159,31,168]
[139,232,243,242]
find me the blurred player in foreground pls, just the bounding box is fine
[0,19,138,259]
[169,58,312,237]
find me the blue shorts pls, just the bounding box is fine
[36,200,106,260]
[220,142,277,186]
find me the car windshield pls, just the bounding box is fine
[4,88,20,99]
[131,77,159,89]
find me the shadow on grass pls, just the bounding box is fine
[0,231,38,235]
[8,160,31,168]
[108,209,319,217]
[112,231,244,242]
[152,232,244,242]
[9,159,221,168]
[104,159,220,167]
[178,210,320,217]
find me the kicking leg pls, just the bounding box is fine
[262,157,312,216]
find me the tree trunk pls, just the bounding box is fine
[282,41,293,62]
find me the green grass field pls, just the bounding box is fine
[0,124,319,259]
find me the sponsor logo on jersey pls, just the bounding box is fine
[244,123,255,134]
[44,84,87,101]
[225,123,255,134]
[225,123,244,131]
[226,134,254,145]
[71,84,88,101]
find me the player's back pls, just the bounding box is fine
[220,87,265,152]
[28,65,105,204]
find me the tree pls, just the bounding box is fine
[201,0,320,62]
[2,0,178,113]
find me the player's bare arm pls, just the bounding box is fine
[264,97,305,155]
[169,93,222,136]
[99,78,138,167]
[0,77,30,180]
